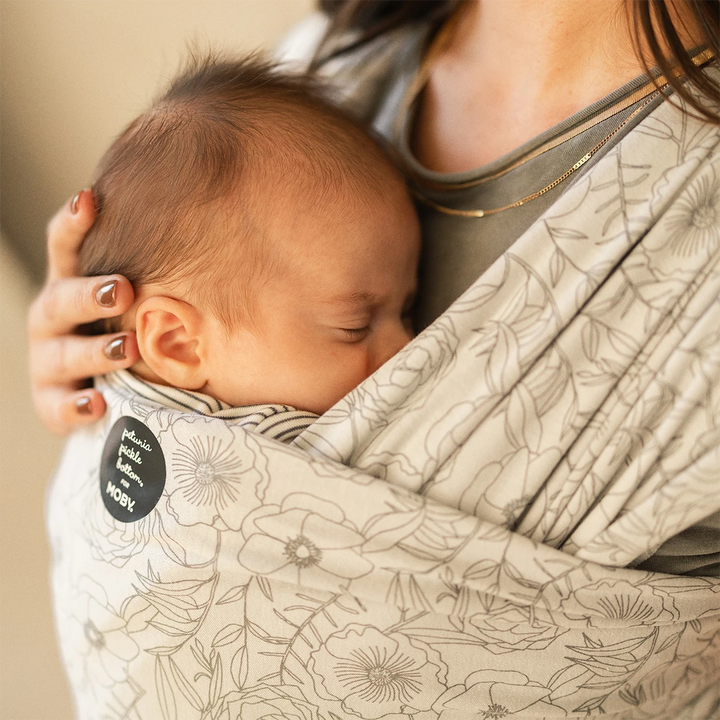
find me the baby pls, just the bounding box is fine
[51,57,421,712]
[80,55,420,431]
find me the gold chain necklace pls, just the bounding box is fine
[411,92,658,218]
[403,16,715,219]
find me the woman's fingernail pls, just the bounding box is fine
[70,192,82,214]
[104,336,126,361]
[96,280,117,308]
[75,396,93,415]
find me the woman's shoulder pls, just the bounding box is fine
[274,12,331,71]
[276,12,431,132]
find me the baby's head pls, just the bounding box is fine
[80,55,419,414]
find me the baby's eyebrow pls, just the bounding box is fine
[322,291,378,307]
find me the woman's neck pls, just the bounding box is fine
[414,0,650,172]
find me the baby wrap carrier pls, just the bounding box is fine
[48,96,720,719]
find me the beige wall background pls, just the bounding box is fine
[1,0,317,281]
[0,2,314,717]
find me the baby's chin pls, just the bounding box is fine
[293,400,336,416]
[291,392,352,416]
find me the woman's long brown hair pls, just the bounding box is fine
[315,0,719,124]
[315,0,458,59]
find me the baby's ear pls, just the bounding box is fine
[134,296,207,390]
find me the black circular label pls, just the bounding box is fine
[100,416,166,522]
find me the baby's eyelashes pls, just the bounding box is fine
[338,326,371,342]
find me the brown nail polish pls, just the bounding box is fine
[75,396,93,415]
[70,192,81,214]
[104,336,126,361]
[96,280,117,308]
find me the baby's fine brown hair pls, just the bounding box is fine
[79,54,399,328]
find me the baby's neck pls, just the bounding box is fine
[125,360,168,388]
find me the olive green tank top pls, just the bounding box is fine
[316,21,719,576]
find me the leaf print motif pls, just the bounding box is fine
[424,402,479,470]
[209,653,223,708]
[155,656,177,720]
[548,226,589,241]
[130,571,218,654]
[591,144,652,243]
[505,383,543,453]
[523,348,573,417]
[567,629,659,688]
[385,571,433,612]
[549,248,566,287]
[481,322,522,395]
[361,508,425,554]
[215,584,247,606]
[368,500,480,569]
[581,319,601,362]
[548,663,595,702]
[212,624,244,648]
[167,656,204,712]
[151,505,220,568]
[606,327,640,360]
[636,116,675,142]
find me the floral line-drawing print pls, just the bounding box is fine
[167,416,269,531]
[47,79,720,719]
[309,625,447,719]
[238,494,374,588]
[661,167,720,257]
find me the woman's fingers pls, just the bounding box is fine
[28,274,135,338]
[32,387,108,436]
[29,330,139,435]
[29,331,139,386]
[46,189,97,281]
[31,191,138,434]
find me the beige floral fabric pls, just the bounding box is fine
[48,97,720,719]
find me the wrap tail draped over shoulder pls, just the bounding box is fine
[48,96,720,719]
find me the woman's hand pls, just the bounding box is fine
[28,189,139,434]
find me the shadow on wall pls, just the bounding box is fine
[0,236,71,718]
[0,0,315,283]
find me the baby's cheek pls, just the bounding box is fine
[308,365,367,415]
[358,346,379,384]
[363,348,376,380]
[329,347,373,396]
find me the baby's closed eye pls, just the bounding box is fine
[338,326,371,342]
